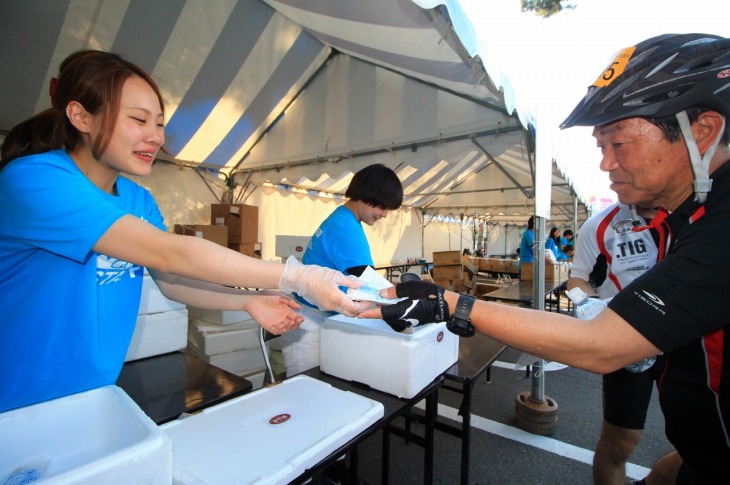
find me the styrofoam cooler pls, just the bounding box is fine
[137,271,185,315]
[0,386,172,484]
[320,315,459,398]
[188,318,260,355]
[187,307,253,325]
[160,375,383,484]
[125,308,188,362]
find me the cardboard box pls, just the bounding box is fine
[228,241,262,258]
[520,262,568,282]
[160,375,383,484]
[211,203,258,243]
[432,264,462,281]
[433,250,462,265]
[320,315,459,398]
[174,224,228,247]
[0,386,172,484]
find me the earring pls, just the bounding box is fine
[65,105,71,120]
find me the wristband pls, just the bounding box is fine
[447,294,476,337]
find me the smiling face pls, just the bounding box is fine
[92,76,165,178]
[592,117,694,210]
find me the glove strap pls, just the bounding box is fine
[447,294,476,337]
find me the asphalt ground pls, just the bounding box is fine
[344,346,674,485]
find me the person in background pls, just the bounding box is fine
[363,33,730,484]
[281,163,403,377]
[562,244,574,260]
[568,202,681,485]
[0,50,361,413]
[546,226,568,260]
[519,215,535,275]
[561,229,574,252]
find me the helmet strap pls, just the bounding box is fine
[676,110,724,204]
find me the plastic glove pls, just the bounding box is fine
[278,256,361,316]
[380,282,450,333]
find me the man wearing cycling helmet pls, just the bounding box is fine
[361,33,730,484]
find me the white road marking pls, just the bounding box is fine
[415,400,651,481]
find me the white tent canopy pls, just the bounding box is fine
[1,0,586,262]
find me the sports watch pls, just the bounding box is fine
[447,294,476,337]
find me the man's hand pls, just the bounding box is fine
[359,281,450,333]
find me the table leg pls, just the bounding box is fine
[382,427,390,484]
[424,389,437,485]
[458,382,475,485]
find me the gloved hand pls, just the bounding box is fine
[380,281,450,333]
[278,256,361,316]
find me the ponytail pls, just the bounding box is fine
[1,107,77,169]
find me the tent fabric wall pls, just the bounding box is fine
[1,0,588,263]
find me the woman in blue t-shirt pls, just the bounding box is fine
[0,50,361,412]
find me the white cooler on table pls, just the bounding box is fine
[0,386,172,485]
[320,315,459,398]
[161,375,383,484]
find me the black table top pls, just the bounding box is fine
[444,333,507,383]
[117,351,252,425]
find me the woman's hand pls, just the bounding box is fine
[245,293,304,335]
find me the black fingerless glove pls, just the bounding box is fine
[380,284,450,333]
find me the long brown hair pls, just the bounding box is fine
[1,50,165,169]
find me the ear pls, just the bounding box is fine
[692,110,726,155]
[65,101,93,134]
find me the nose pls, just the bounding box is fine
[599,148,618,173]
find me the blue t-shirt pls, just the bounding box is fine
[519,229,534,266]
[0,150,165,411]
[301,205,373,307]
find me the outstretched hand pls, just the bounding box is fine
[359,281,450,333]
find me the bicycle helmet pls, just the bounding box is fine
[561,33,730,203]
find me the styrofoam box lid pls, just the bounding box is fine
[0,385,172,485]
[161,375,383,484]
[138,273,185,315]
[186,306,253,325]
[188,318,260,355]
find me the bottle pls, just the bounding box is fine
[566,287,655,373]
[566,287,606,320]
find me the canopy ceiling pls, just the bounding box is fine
[0,0,587,223]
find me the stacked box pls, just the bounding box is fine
[173,224,228,247]
[126,272,188,362]
[520,262,569,282]
[228,241,262,258]
[211,203,258,243]
[432,250,463,289]
[186,308,268,389]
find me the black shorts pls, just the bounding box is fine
[602,356,663,430]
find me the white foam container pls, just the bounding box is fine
[186,307,253,325]
[0,386,172,484]
[188,318,260,355]
[186,342,266,376]
[125,308,188,362]
[161,375,383,484]
[138,272,185,315]
[320,315,459,398]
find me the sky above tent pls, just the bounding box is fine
[459,0,730,208]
